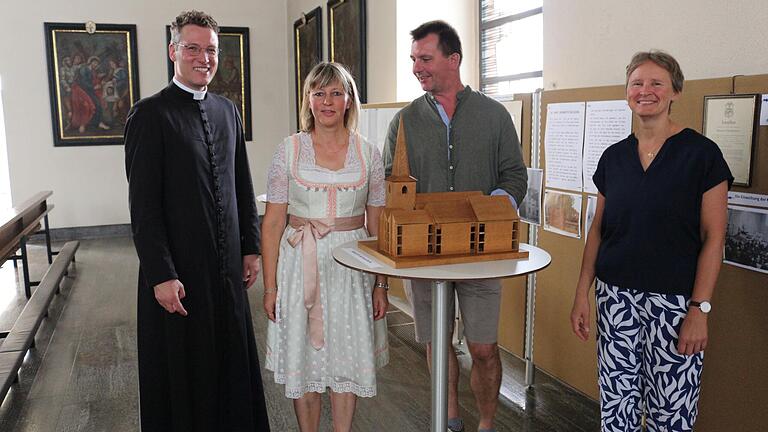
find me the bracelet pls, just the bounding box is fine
[264,287,277,294]
[374,281,389,291]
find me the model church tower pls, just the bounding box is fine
[385,118,416,210]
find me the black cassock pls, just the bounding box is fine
[125,83,270,431]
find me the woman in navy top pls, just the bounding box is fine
[570,51,732,431]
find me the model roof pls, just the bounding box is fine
[423,201,476,223]
[414,191,482,209]
[384,208,433,225]
[467,195,518,221]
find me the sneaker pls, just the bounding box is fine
[447,418,464,432]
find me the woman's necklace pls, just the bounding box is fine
[645,142,664,160]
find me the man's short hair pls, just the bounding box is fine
[170,10,219,44]
[410,20,462,64]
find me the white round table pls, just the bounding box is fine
[333,240,551,432]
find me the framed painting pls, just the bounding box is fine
[293,7,323,130]
[44,22,140,146]
[328,0,367,102]
[166,26,252,140]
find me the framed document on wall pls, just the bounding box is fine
[703,94,759,186]
[294,7,323,130]
[328,0,367,103]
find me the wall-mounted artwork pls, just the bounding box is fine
[328,0,367,102]
[293,7,323,130]
[44,22,140,146]
[166,26,252,140]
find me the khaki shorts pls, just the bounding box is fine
[408,279,501,344]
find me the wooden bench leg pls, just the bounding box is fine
[43,214,53,265]
[20,237,32,299]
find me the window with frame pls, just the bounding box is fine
[480,0,543,97]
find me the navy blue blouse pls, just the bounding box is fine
[593,128,733,296]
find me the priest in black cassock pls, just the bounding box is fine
[124,10,270,432]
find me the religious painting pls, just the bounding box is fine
[293,7,323,130]
[166,26,253,140]
[328,0,367,102]
[44,22,140,146]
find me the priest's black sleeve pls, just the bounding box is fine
[125,101,178,287]
[233,105,261,255]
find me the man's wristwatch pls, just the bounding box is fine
[689,300,712,314]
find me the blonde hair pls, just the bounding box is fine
[299,62,361,132]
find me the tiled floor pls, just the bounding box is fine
[0,237,599,431]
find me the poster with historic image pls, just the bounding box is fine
[519,168,543,225]
[724,205,768,274]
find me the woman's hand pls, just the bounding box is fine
[372,285,388,321]
[677,308,708,355]
[570,292,591,341]
[263,291,277,322]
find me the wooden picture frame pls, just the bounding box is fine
[293,7,323,130]
[703,94,759,186]
[166,26,252,140]
[328,0,367,103]
[44,22,140,146]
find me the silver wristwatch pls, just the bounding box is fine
[689,300,711,313]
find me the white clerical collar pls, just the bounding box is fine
[173,78,207,100]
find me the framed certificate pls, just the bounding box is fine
[703,94,759,186]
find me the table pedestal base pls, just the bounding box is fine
[431,280,449,432]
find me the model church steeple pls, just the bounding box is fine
[385,116,417,210]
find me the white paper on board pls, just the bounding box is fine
[544,102,585,192]
[583,100,632,194]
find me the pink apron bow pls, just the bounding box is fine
[287,215,365,350]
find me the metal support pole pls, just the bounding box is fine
[524,271,538,386]
[20,236,32,299]
[524,89,543,386]
[431,280,450,432]
[43,214,53,264]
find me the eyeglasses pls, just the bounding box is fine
[175,42,220,57]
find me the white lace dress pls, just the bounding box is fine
[265,132,389,399]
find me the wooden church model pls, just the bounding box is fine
[358,117,528,268]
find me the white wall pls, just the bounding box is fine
[0,1,290,228]
[544,0,768,90]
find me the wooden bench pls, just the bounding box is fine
[0,191,58,298]
[0,241,79,401]
[0,191,78,403]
